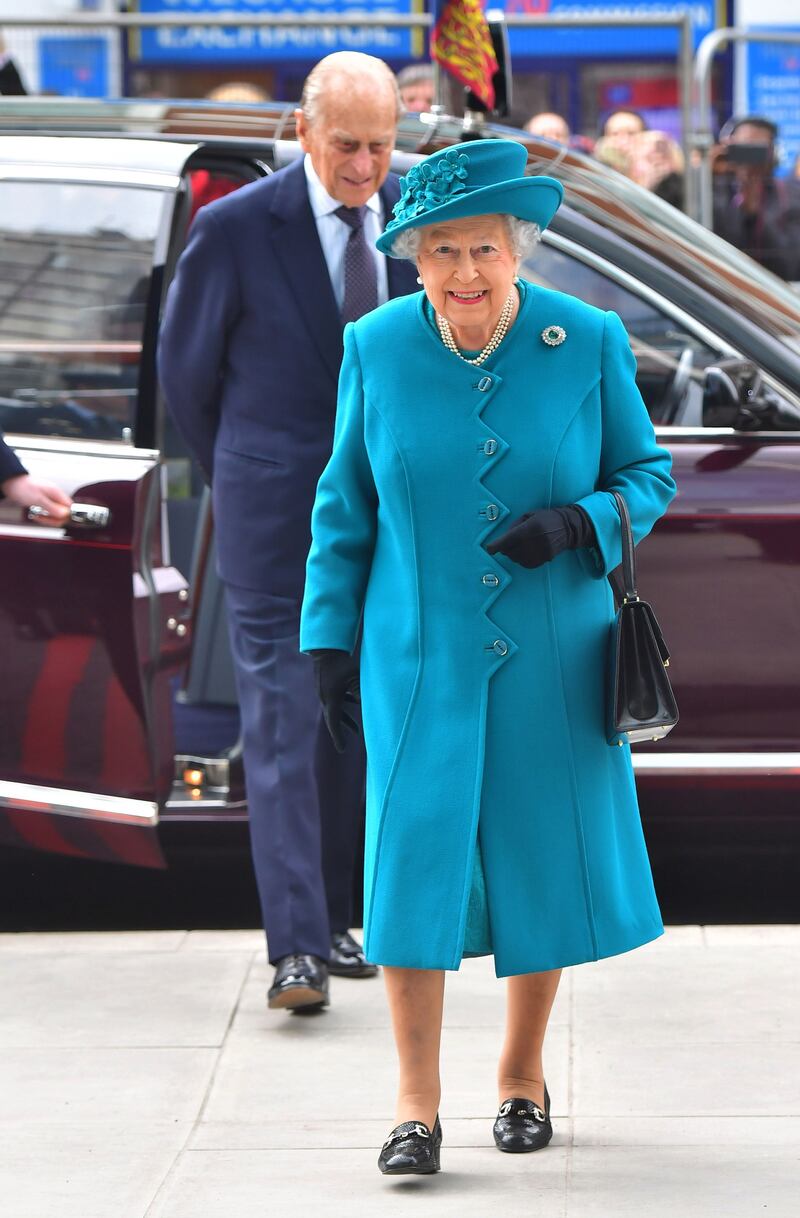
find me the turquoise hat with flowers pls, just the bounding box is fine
[376,138,563,257]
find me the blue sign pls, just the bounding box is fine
[39,37,108,97]
[132,1,720,66]
[505,2,717,59]
[134,0,418,63]
[744,33,800,178]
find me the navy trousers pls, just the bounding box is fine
[224,583,366,964]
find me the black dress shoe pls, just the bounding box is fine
[267,953,329,1011]
[378,1116,442,1175]
[493,1085,552,1153]
[328,930,379,978]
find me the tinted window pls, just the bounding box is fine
[522,241,724,424]
[0,181,167,441]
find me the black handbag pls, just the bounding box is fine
[607,491,678,746]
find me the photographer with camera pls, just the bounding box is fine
[711,114,800,282]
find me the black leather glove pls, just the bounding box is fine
[309,649,360,754]
[485,504,596,570]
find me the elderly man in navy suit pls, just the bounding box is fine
[159,52,417,1012]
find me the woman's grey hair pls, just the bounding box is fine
[389,216,542,262]
[300,52,403,126]
[397,64,435,91]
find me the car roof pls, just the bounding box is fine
[0,133,200,180]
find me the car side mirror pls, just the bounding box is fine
[703,360,800,431]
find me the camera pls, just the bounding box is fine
[723,142,772,167]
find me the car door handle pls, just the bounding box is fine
[28,503,111,528]
[69,503,111,528]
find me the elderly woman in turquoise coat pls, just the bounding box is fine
[300,140,676,1175]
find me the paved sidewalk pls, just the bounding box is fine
[1,925,798,1217]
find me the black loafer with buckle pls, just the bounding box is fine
[493,1084,552,1153]
[329,930,379,978]
[378,1115,442,1175]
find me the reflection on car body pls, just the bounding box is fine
[0,99,799,870]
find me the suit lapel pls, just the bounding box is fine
[380,176,419,300]
[269,158,342,383]
[268,164,417,380]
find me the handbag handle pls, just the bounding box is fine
[611,490,638,602]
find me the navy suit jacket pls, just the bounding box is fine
[0,433,26,491]
[158,157,418,596]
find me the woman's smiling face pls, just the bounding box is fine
[416,215,519,343]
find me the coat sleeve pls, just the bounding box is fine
[574,310,676,578]
[157,206,240,480]
[299,325,378,654]
[0,432,27,492]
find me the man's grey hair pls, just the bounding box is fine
[389,216,542,262]
[300,52,402,125]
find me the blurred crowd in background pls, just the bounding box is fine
[395,63,800,273]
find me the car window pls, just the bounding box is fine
[522,240,725,425]
[0,181,168,442]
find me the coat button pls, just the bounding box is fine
[482,573,499,587]
[482,439,497,455]
[477,376,493,392]
[483,503,499,521]
[492,639,508,656]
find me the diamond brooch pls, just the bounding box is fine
[541,325,566,347]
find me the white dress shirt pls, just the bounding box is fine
[303,154,389,312]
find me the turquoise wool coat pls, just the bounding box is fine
[300,283,677,977]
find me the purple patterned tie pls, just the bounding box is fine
[335,205,379,323]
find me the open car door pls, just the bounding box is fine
[0,137,200,867]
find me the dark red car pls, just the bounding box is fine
[1,100,800,873]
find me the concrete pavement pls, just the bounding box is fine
[1,925,798,1216]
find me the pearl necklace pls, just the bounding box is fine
[436,291,516,367]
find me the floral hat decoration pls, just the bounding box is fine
[376,138,564,257]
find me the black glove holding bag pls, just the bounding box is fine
[310,649,360,753]
[485,504,596,569]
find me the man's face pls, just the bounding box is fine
[727,122,775,175]
[729,122,773,149]
[296,82,398,208]
[604,111,645,154]
[526,113,570,144]
[401,80,435,113]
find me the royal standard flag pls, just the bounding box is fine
[431,0,499,111]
